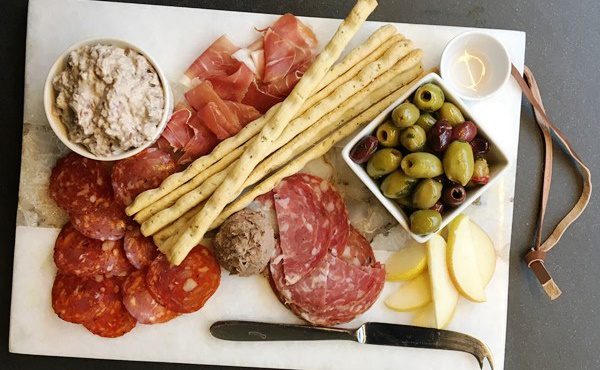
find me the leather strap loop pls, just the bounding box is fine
[511,65,592,300]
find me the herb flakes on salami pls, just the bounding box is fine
[51,273,118,324]
[146,245,221,314]
[122,270,178,324]
[111,148,177,206]
[123,225,159,270]
[70,202,128,241]
[49,152,113,214]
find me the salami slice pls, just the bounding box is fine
[70,202,128,241]
[297,173,350,253]
[123,225,159,269]
[111,148,177,206]
[52,273,118,324]
[146,245,221,313]
[83,297,136,338]
[122,270,178,324]
[273,175,329,285]
[330,227,375,267]
[54,223,108,276]
[246,191,279,234]
[103,239,135,277]
[49,152,113,213]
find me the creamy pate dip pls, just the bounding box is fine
[53,44,165,156]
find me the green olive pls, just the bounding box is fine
[396,195,413,208]
[443,141,475,186]
[413,83,445,112]
[438,102,465,126]
[380,170,418,199]
[400,125,427,152]
[401,152,444,179]
[415,112,437,132]
[366,148,403,179]
[375,120,401,147]
[412,179,443,210]
[391,102,420,128]
[410,209,442,235]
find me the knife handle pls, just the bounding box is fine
[210,321,357,342]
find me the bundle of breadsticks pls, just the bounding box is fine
[125,0,425,265]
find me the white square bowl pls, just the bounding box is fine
[341,72,511,243]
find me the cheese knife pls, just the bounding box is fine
[210,320,494,370]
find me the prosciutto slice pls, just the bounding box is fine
[178,114,219,165]
[208,62,254,102]
[159,108,194,152]
[224,101,261,125]
[185,36,240,80]
[185,81,241,135]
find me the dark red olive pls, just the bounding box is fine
[470,136,490,156]
[452,121,478,142]
[442,183,467,207]
[430,201,444,213]
[427,120,453,152]
[350,135,379,164]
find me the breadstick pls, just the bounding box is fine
[153,203,203,250]
[316,24,397,90]
[211,69,424,228]
[126,16,386,217]
[167,0,379,264]
[142,39,413,236]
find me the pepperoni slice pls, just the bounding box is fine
[83,297,136,338]
[297,173,350,253]
[49,152,113,213]
[103,239,135,277]
[111,148,177,206]
[146,246,221,313]
[51,273,118,324]
[123,225,159,270]
[54,223,108,276]
[273,174,329,285]
[122,270,178,324]
[70,202,128,241]
[330,227,375,267]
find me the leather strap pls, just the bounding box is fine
[511,65,593,300]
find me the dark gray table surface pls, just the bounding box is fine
[1,0,599,369]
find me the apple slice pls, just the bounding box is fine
[384,273,431,312]
[426,234,459,329]
[412,303,436,328]
[447,214,487,302]
[385,241,427,281]
[470,220,497,286]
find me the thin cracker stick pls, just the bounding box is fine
[142,39,413,236]
[167,0,379,264]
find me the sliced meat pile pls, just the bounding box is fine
[49,150,221,338]
[158,14,317,166]
[266,174,385,326]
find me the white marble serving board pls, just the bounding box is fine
[10,0,525,369]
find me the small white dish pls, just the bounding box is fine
[440,31,510,101]
[342,73,510,243]
[44,38,173,161]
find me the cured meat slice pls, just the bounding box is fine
[263,57,312,97]
[297,173,350,254]
[246,191,279,234]
[103,239,135,277]
[146,245,221,313]
[49,152,113,213]
[208,62,255,102]
[111,147,177,206]
[224,101,261,126]
[160,108,194,152]
[331,226,375,267]
[54,223,108,276]
[70,202,128,241]
[122,270,178,324]
[123,225,159,270]
[83,296,136,338]
[198,103,235,140]
[52,273,118,324]
[185,35,240,80]
[262,14,317,83]
[273,174,329,285]
[184,81,241,133]
[241,80,284,113]
[177,114,219,165]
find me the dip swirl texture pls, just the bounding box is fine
[53,44,165,156]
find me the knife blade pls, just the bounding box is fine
[210,320,494,370]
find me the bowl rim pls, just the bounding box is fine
[440,30,511,102]
[341,72,511,243]
[43,37,173,161]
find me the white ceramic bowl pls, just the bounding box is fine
[440,31,510,101]
[342,73,510,243]
[44,38,173,161]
